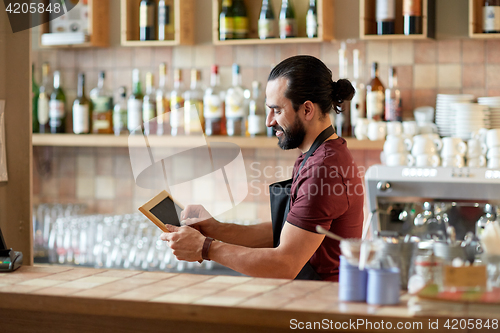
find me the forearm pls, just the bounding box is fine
[205,221,273,248]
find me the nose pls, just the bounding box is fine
[266,109,276,128]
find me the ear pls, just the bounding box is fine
[303,100,316,121]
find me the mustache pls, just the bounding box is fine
[273,125,283,132]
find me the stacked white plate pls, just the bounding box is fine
[478,96,500,130]
[452,103,490,140]
[436,94,475,137]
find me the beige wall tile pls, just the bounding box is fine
[413,88,437,108]
[297,43,321,58]
[486,64,500,88]
[76,155,95,176]
[96,156,113,176]
[214,46,234,67]
[76,176,95,199]
[278,44,298,62]
[114,47,133,68]
[235,45,256,67]
[437,40,461,64]
[58,50,76,69]
[462,40,485,64]
[462,64,485,89]
[414,41,437,64]
[366,41,390,65]
[487,40,500,64]
[76,50,95,70]
[96,48,116,69]
[133,47,153,68]
[321,41,340,66]
[194,45,215,68]
[394,65,413,89]
[437,64,462,89]
[256,45,277,68]
[173,46,194,68]
[414,64,437,89]
[390,41,414,65]
[152,47,173,72]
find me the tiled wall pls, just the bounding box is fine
[32,38,500,220]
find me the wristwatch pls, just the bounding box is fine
[202,237,214,261]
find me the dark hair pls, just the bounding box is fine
[268,55,355,115]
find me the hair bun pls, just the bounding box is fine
[332,79,355,103]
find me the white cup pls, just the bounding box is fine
[354,118,370,140]
[367,121,387,141]
[487,157,500,169]
[402,121,419,137]
[417,122,438,134]
[383,135,412,154]
[415,154,440,167]
[467,155,486,168]
[411,138,441,156]
[413,134,443,152]
[487,147,500,159]
[441,137,467,157]
[486,129,500,148]
[472,128,488,144]
[414,106,434,124]
[467,138,488,158]
[386,121,403,137]
[441,155,465,168]
[385,153,415,167]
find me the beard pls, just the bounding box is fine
[276,116,306,150]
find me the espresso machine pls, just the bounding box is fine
[365,165,500,241]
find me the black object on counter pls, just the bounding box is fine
[0,227,23,272]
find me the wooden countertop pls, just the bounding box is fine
[0,266,498,333]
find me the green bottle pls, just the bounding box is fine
[49,70,66,133]
[259,0,276,39]
[232,0,248,39]
[32,64,39,133]
[306,0,318,38]
[279,0,296,39]
[219,0,234,40]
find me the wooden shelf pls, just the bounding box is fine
[39,0,109,48]
[212,0,334,45]
[469,0,500,39]
[360,0,435,40]
[121,0,195,47]
[32,134,384,150]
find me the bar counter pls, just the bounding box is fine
[0,265,498,333]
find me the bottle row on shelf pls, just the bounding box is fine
[139,0,176,41]
[32,63,274,138]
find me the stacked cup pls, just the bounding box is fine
[466,137,487,167]
[440,137,466,168]
[486,129,500,169]
[411,134,442,167]
[381,135,414,167]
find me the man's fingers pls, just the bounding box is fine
[164,224,180,233]
[181,218,202,226]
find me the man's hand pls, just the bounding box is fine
[180,205,219,236]
[160,224,206,262]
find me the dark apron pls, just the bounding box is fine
[269,125,335,280]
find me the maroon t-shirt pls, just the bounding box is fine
[286,137,364,281]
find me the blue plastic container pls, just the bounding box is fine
[339,256,367,302]
[366,268,401,305]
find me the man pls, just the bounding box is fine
[161,55,364,281]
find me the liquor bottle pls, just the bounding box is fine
[279,0,296,38]
[113,87,129,135]
[219,0,234,40]
[128,69,144,134]
[90,71,113,134]
[403,0,422,35]
[32,64,40,133]
[306,0,318,38]
[143,72,157,136]
[38,62,51,133]
[225,64,247,136]
[170,69,185,136]
[184,69,204,135]
[156,63,170,135]
[49,70,66,133]
[366,62,385,121]
[336,47,350,137]
[385,67,402,122]
[158,0,175,41]
[73,73,91,134]
[204,65,225,136]
[350,49,366,135]
[248,81,266,137]
[139,0,156,41]
[232,0,249,39]
[483,0,500,33]
[376,0,395,35]
[259,0,276,39]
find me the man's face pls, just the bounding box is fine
[265,78,306,150]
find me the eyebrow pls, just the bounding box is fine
[266,104,280,109]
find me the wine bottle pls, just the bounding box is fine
[32,64,40,133]
[232,0,249,39]
[156,63,170,135]
[306,0,318,38]
[143,72,157,136]
[204,65,225,136]
[366,62,385,121]
[128,69,144,134]
[90,71,113,134]
[279,0,296,38]
[158,0,175,41]
[225,64,247,136]
[350,49,366,135]
[113,87,129,136]
[140,0,156,41]
[170,69,185,136]
[385,67,402,122]
[184,69,204,135]
[219,0,234,40]
[484,0,500,33]
[73,73,91,134]
[49,70,66,133]
[376,0,395,35]
[38,62,51,133]
[259,0,276,39]
[403,0,422,35]
[248,81,266,137]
